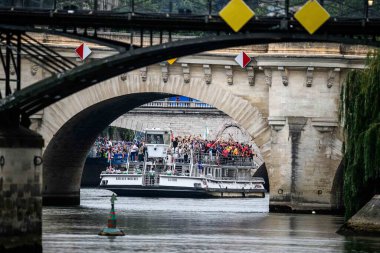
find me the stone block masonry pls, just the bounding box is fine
[0,125,44,252]
[111,108,253,144]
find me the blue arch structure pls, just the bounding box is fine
[1,32,379,119]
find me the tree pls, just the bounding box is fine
[341,51,380,219]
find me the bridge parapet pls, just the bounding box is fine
[1,0,379,19]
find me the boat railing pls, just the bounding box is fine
[101,169,129,174]
[141,101,214,109]
[176,151,257,168]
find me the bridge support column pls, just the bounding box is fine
[0,119,44,252]
[42,158,81,206]
[42,142,83,206]
[268,116,342,213]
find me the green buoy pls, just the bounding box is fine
[99,193,125,236]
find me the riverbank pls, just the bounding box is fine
[338,195,380,236]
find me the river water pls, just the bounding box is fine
[42,189,380,253]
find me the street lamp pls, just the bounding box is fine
[368,0,374,6]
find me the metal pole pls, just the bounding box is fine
[5,33,11,96]
[131,0,134,13]
[364,0,369,19]
[53,0,57,10]
[16,33,21,91]
[94,0,98,11]
[140,28,143,47]
[208,0,212,15]
[130,30,133,48]
[149,30,153,46]
[285,0,289,18]
[169,0,173,14]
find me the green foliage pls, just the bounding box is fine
[341,51,380,220]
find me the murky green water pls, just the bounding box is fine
[42,189,380,253]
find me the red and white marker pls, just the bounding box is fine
[234,51,251,68]
[75,43,92,60]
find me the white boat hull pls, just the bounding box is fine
[99,174,266,198]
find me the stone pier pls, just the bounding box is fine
[0,117,44,252]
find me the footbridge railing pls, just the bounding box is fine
[1,0,379,19]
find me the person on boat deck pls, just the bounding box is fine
[184,151,189,163]
[173,137,178,153]
[143,142,148,158]
[138,144,144,162]
[130,143,138,161]
[197,161,203,175]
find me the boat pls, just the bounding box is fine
[99,129,266,198]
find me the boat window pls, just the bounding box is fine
[146,134,165,144]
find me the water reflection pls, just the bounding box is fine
[42,189,379,253]
[344,236,380,252]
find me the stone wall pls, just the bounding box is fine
[0,126,43,251]
[111,108,253,144]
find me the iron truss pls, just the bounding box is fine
[0,29,77,97]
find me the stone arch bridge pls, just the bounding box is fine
[20,35,369,211]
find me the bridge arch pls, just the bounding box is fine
[41,73,270,205]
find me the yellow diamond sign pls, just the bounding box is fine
[167,58,177,65]
[219,0,255,32]
[294,0,330,35]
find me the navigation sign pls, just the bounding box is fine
[235,51,251,68]
[75,43,92,60]
[167,58,177,65]
[294,0,330,35]
[219,0,255,32]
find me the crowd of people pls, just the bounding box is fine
[170,135,256,163]
[90,134,257,165]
